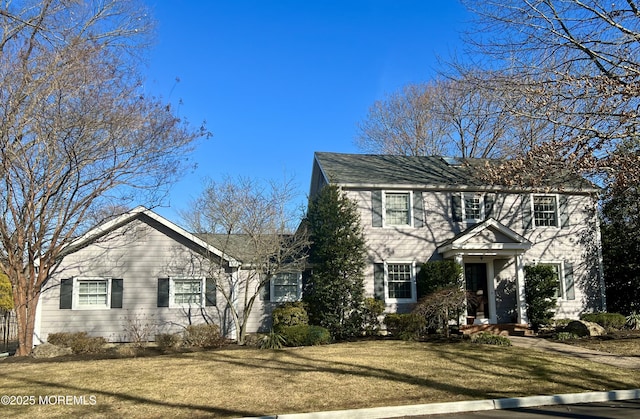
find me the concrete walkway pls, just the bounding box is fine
[508,335,640,369]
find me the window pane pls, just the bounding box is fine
[464,195,482,220]
[78,280,108,306]
[385,193,410,225]
[273,273,299,302]
[534,196,557,227]
[174,279,202,305]
[387,264,413,299]
[541,264,562,298]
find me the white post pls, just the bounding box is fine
[455,254,465,325]
[515,253,528,324]
[487,260,497,324]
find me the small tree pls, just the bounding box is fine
[524,265,559,330]
[182,176,308,345]
[0,273,13,312]
[413,286,468,338]
[304,185,366,340]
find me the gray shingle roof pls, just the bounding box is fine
[314,152,597,192]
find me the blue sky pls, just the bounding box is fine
[144,1,471,221]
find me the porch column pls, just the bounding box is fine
[487,260,497,324]
[514,253,528,324]
[454,253,465,325]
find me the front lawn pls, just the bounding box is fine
[1,340,638,418]
[559,330,640,357]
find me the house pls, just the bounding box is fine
[35,151,606,344]
[35,207,300,343]
[309,152,606,325]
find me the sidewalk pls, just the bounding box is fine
[508,335,640,369]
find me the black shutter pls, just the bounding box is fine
[564,262,575,300]
[484,194,495,220]
[301,269,311,299]
[522,194,533,230]
[372,190,383,227]
[374,263,385,301]
[59,278,73,309]
[559,195,570,228]
[260,278,271,302]
[157,278,170,307]
[452,194,463,222]
[413,191,424,228]
[111,278,123,309]
[205,278,216,306]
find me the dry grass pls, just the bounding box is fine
[1,340,639,418]
[561,330,640,357]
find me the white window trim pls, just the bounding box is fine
[73,277,112,310]
[531,194,560,228]
[270,272,303,303]
[384,261,417,303]
[382,190,413,228]
[536,260,566,300]
[169,277,206,308]
[461,192,485,222]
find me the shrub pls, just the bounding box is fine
[384,313,426,341]
[258,329,286,349]
[626,312,640,330]
[279,324,331,347]
[555,331,579,341]
[554,318,573,328]
[580,312,626,331]
[417,260,463,299]
[470,332,512,346]
[183,323,226,348]
[524,265,558,331]
[272,301,309,332]
[361,298,386,336]
[156,333,182,350]
[123,313,156,348]
[47,332,106,354]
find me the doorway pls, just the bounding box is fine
[465,263,489,321]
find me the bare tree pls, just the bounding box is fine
[355,82,450,156]
[355,77,532,159]
[460,0,640,191]
[181,176,309,345]
[0,0,205,355]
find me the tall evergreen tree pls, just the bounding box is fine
[304,185,366,340]
[601,187,640,315]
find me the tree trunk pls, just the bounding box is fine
[13,291,39,356]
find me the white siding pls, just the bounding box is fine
[346,188,601,319]
[38,218,272,342]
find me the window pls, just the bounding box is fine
[172,278,202,305]
[157,277,215,308]
[385,192,411,226]
[540,263,562,298]
[77,280,108,307]
[533,195,558,227]
[271,272,302,302]
[386,263,416,302]
[538,261,575,301]
[464,194,484,221]
[60,277,122,310]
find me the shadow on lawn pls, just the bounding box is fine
[0,369,263,418]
